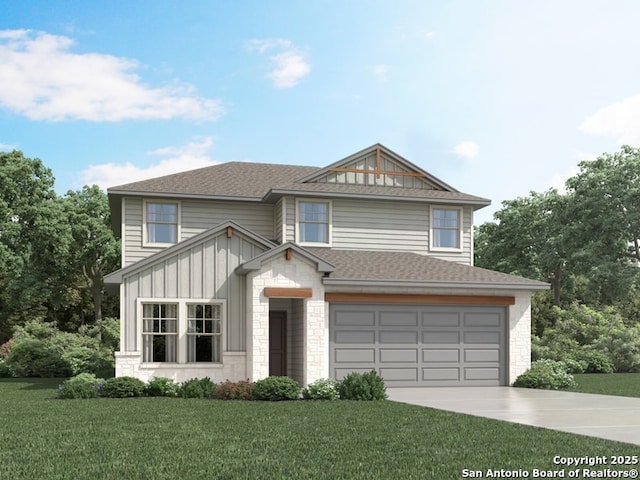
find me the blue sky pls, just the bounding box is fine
[2,1,640,224]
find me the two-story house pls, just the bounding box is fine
[104,144,548,387]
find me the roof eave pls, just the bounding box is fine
[107,189,266,203]
[322,278,551,290]
[265,188,491,209]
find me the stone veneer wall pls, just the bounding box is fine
[507,291,532,384]
[115,351,247,383]
[246,254,327,386]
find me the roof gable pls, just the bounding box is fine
[236,242,335,274]
[105,220,275,285]
[297,144,457,192]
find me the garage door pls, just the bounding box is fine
[330,304,507,387]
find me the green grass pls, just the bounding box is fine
[573,373,640,398]
[1,379,637,480]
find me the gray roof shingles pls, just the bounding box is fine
[306,248,548,288]
[108,161,489,205]
[109,162,320,199]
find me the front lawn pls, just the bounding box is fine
[0,378,637,479]
[573,373,640,398]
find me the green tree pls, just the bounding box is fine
[565,145,640,304]
[0,151,73,340]
[475,189,567,305]
[63,186,120,328]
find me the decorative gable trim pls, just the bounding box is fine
[236,242,335,275]
[296,143,459,192]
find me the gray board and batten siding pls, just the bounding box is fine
[121,228,269,353]
[330,304,507,387]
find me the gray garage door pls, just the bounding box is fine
[330,304,507,387]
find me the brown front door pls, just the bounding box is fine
[269,311,287,376]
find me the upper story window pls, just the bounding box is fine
[297,200,331,246]
[431,207,462,250]
[145,201,179,245]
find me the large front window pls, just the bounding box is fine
[432,208,461,249]
[143,303,177,362]
[298,201,330,244]
[146,202,178,244]
[187,304,222,362]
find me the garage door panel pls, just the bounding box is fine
[380,311,418,326]
[423,368,460,381]
[465,349,500,362]
[379,348,418,363]
[330,304,506,387]
[334,348,375,363]
[422,312,460,327]
[380,331,418,343]
[423,348,460,363]
[334,311,376,326]
[464,367,500,381]
[464,331,501,344]
[335,330,375,344]
[464,312,501,327]
[380,368,418,381]
[422,331,460,344]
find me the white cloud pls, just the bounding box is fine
[546,165,581,193]
[0,142,16,151]
[247,38,310,88]
[0,29,223,122]
[580,94,640,146]
[453,140,480,159]
[80,136,219,189]
[372,64,390,81]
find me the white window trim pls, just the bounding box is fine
[142,199,181,247]
[295,198,332,247]
[430,206,463,252]
[137,298,226,365]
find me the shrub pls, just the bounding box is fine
[6,338,72,377]
[513,360,576,390]
[563,358,586,374]
[178,377,216,399]
[337,371,387,400]
[146,377,179,397]
[302,378,340,400]
[0,359,14,378]
[533,304,640,372]
[58,373,105,399]
[6,321,115,378]
[211,380,255,400]
[253,376,300,401]
[0,338,14,359]
[571,348,614,374]
[100,376,146,398]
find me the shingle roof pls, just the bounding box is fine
[305,248,549,289]
[108,162,320,199]
[108,160,490,206]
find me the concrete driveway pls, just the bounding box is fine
[387,387,640,445]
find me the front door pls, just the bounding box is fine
[269,311,287,376]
